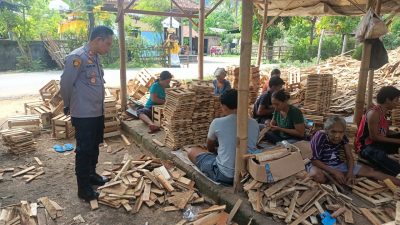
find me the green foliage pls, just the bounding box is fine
[100,38,120,66]
[284,17,314,61]
[135,0,170,33]
[316,16,359,34]
[252,17,286,44]
[0,0,63,40]
[383,17,400,50]
[205,5,236,33]
[16,56,44,71]
[0,9,23,39]
[283,16,360,62]
[352,44,363,60]
[62,30,87,52]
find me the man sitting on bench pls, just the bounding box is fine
[187,89,259,185]
[308,116,400,186]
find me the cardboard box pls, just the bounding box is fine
[247,151,305,183]
[291,141,312,160]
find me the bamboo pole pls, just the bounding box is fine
[317,29,325,65]
[353,0,373,125]
[198,0,205,80]
[256,0,268,66]
[341,34,348,55]
[367,70,374,108]
[189,20,193,55]
[234,0,253,193]
[367,0,382,109]
[117,0,127,112]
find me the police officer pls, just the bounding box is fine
[60,26,114,201]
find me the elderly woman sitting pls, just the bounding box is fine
[308,116,400,186]
[212,68,231,96]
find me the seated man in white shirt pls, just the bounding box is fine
[187,89,259,185]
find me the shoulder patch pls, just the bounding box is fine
[72,58,81,68]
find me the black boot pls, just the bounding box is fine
[77,177,99,201]
[89,173,110,186]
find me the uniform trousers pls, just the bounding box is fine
[71,116,104,187]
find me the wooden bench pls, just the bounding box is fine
[179,55,198,68]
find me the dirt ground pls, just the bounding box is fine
[0,96,209,225]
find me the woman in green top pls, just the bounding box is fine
[265,89,305,144]
[137,71,172,133]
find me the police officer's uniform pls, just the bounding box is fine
[60,44,108,201]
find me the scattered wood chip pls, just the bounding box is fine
[121,134,131,146]
[152,139,165,147]
[90,200,99,210]
[33,157,44,166]
[73,214,85,223]
[227,199,242,224]
[12,166,35,178]
[38,197,58,219]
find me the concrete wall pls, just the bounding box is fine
[0,40,57,72]
[205,35,221,54]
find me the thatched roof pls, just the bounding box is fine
[253,0,400,16]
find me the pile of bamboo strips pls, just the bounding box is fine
[189,80,215,144]
[163,88,196,149]
[294,47,400,116]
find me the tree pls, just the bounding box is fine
[0,8,23,39]
[134,0,170,33]
[383,17,400,50]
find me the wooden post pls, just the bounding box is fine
[256,0,268,66]
[367,0,382,109]
[198,0,205,80]
[189,20,193,55]
[367,70,374,109]
[316,29,325,65]
[117,0,127,112]
[353,0,373,125]
[341,34,348,55]
[234,0,253,193]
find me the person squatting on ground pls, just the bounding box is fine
[186,89,259,185]
[60,26,114,201]
[308,116,400,186]
[355,86,400,177]
[137,71,172,133]
[264,89,305,144]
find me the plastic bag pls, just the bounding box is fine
[356,8,388,42]
[183,205,200,221]
[355,8,374,42]
[365,17,388,39]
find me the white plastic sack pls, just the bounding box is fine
[170,54,180,66]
